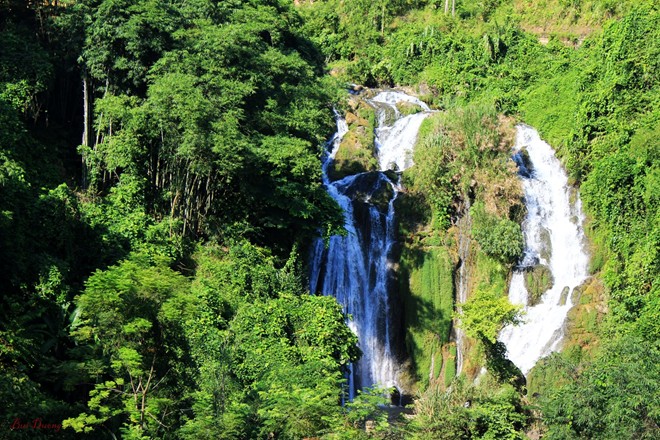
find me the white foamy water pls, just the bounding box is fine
[371,91,431,112]
[371,91,431,172]
[499,125,589,375]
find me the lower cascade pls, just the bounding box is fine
[499,125,589,375]
[309,91,430,399]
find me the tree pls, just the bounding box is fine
[458,288,525,387]
[64,254,194,438]
[178,243,361,439]
[541,335,660,439]
[79,0,343,252]
[459,288,521,344]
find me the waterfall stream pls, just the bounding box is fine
[454,208,471,376]
[309,91,431,398]
[499,125,589,375]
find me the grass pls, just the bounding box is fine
[520,65,582,156]
[509,0,631,41]
[399,244,455,389]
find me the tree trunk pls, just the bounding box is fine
[82,73,90,148]
[81,72,91,188]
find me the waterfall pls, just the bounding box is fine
[499,125,589,375]
[310,91,431,398]
[453,207,471,376]
[372,92,430,172]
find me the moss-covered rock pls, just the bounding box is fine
[372,101,397,127]
[560,277,606,354]
[571,278,588,305]
[398,245,455,390]
[523,264,554,306]
[329,101,378,181]
[539,227,552,262]
[558,286,570,306]
[344,111,360,126]
[396,101,423,117]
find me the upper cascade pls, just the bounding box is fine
[322,109,349,182]
[499,125,589,375]
[370,91,432,172]
[371,91,431,112]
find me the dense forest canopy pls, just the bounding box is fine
[1,0,658,438]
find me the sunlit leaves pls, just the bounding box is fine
[459,288,522,344]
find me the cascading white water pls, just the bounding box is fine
[371,91,431,112]
[454,210,471,376]
[310,91,431,398]
[371,92,430,172]
[499,124,589,375]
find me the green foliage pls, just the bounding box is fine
[582,150,658,315]
[257,370,345,440]
[540,335,660,439]
[407,114,457,228]
[407,102,519,230]
[0,8,114,430]
[65,254,193,437]
[230,293,359,386]
[459,287,522,344]
[526,348,583,401]
[78,0,344,251]
[81,0,181,94]
[63,242,361,439]
[0,20,52,118]
[508,0,635,41]
[408,375,527,440]
[178,242,360,440]
[471,201,524,264]
[298,0,426,85]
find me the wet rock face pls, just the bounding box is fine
[340,173,397,258]
[337,172,395,213]
[395,101,423,117]
[524,264,554,306]
[512,148,533,178]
